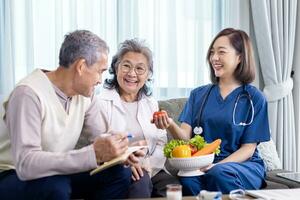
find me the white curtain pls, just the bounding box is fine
[0,0,218,101]
[292,1,300,172]
[0,0,15,102]
[0,0,118,102]
[250,0,298,171]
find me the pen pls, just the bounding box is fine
[100,133,134,139]
[127,133,134,139]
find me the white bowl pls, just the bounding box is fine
[168,153,214,177]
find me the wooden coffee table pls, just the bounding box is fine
[142,195,254,199]
[142,196,231,200]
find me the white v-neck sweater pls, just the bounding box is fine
[18,69,91,152]
[0,69,96,179]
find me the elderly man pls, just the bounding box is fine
[0,30,136,199]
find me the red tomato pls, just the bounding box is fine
[153,110,167,119]
[189,144,198,155]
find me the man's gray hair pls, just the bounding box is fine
[59,30,109,68]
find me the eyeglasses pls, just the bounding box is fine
[119,63,147,75]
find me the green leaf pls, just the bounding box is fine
[163,139,187,158]
[189,135,206,150]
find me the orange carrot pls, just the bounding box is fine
[192,139,221,157]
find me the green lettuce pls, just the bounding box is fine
[213,145,221,155]
[189,135,206,150]
[163,139,187,158]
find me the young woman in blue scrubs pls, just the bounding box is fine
[153,28,270,195]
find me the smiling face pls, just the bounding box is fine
[74,53,108,97]
[209,36,241,82]
[116,52,149,100]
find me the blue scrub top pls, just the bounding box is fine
[179,84,270,163]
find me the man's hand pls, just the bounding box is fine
[93,133,129,164]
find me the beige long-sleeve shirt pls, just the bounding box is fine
[3,82,99,180]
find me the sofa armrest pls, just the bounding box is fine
[266,169,300,188]
[264,180,289,189]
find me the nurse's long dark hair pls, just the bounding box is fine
[206,28,256,84]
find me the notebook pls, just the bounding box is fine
[246,188,300,200]
[90,145,148,175]
[276,172,300,183]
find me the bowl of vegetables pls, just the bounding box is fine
[164,135,221,177]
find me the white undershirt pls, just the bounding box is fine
[121,100,145,143]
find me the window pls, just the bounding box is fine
[1,0,220,100]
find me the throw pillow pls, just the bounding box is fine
[257,138,282,171]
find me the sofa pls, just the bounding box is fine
[158,98,300,189]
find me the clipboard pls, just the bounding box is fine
[90,145,148,175]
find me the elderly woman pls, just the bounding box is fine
[97,39,178,198]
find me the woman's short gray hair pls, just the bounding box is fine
[59,30,109,68]
[104,38,153,97]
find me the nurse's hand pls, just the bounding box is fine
[200,163,216,172]
[151,110,174,129]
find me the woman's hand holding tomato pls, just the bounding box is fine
[151,110,173,130]
[152,111,167,118]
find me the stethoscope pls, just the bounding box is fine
[193,84,255,135]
